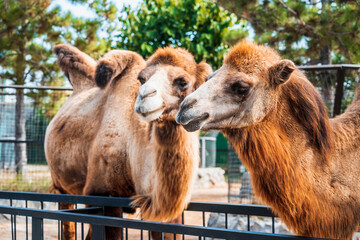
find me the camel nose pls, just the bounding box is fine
[176,97,198,124]
[139,86,157,100]
[180,97,197,110]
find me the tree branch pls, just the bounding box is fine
[209,0,264,30]
[334,35,352,63]
[277,0,318,36]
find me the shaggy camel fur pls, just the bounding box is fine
[176,40,360,239]
[45,45,211,239]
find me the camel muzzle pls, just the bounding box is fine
[176,104,209,132]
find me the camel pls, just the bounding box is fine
[45,44,211,239]
[176,40,360,239]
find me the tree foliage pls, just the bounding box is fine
[117,0,244,68]
[0,0,117,86]
[216,0,360,65]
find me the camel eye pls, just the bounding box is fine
[231,82,250,96]
[173,77,187,89]
[138,75,146,85]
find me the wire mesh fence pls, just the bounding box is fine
[0,85,72,192]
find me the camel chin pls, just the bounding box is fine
[137,107,165,122]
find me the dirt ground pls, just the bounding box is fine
[0,185,228,240]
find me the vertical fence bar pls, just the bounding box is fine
[182,212,185,240]
[75,204,78,240]
[225,213,228,229]
[247,215,250,231]
[10,199,14,240]
[26,200,28,240]
[92,224,105,240]
[272,217,275,233]
[81,223,84,240]
[202,211,205,227]
[40,201,44,240]
[120,208,124,240]
[14,214,17,240]
[32,217,43,240]
[59,203,63,240]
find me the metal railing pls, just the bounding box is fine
[0,191,329,240]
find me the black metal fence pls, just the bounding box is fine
[0,191,330,240]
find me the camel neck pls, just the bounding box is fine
[222,123,320,232]
[145,120,198,221]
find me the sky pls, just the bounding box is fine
[50,0,142,18]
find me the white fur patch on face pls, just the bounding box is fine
[135,69,167,122]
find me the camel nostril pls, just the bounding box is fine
[182,98,197,109]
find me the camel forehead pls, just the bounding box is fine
[146,47,197,75]
[215,64,262,86]
[224,41,281,74]
[141,64,194,81]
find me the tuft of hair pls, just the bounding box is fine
[130,195,153,219]
[53,44,96,82]
[131,194,185,222]
[146,47,198,75]
[95,50,145,88]
[224,40,281,74]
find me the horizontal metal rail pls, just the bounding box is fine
[298,64,360,71]
[0,84,73,91]
[0,191,275,216]
[0,139,43,144]
[0,205,323,240]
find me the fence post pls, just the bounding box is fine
[92,224,105,240]
[32,217,43,240]
[332,69,345,117]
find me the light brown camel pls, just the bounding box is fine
[45,45,211,239]
[176,40,360,239]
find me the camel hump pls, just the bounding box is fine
[54,44,97,92]
[95,50,145,88]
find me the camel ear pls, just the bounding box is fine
[195,61,212,89]
[268,59,296,87]
[95,50,145,88]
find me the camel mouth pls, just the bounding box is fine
[180,113,209,132]
[139,106,165,117]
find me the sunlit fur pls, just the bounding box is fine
[45,45,211,240]
[182,41,360,239]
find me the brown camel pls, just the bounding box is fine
[45,45,211,239]
[176,40,360,239]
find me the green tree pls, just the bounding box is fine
[215,0,360,114]
[117,0,245,68]
[0,0,116,174]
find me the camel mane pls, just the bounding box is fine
[282,73,334,160]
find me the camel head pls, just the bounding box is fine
[134,47,212,122]
[176,41,296,132]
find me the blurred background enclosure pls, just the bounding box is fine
[0,0,360,204]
